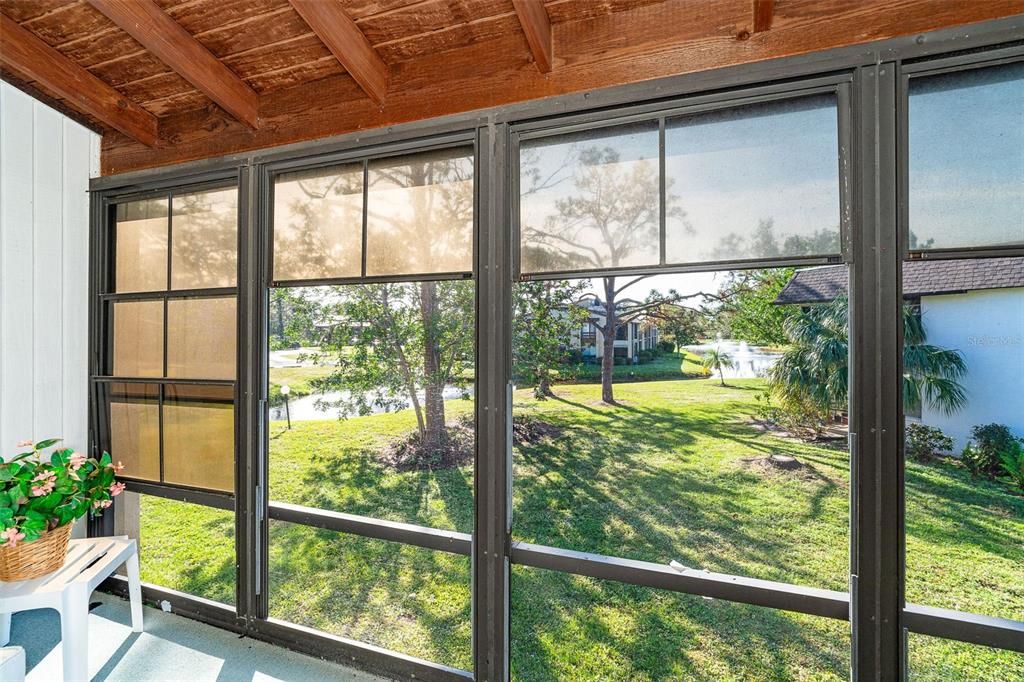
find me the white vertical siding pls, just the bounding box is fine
[0,83,100,456]
[919,288,1024,452]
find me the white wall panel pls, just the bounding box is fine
[0,82,99,457]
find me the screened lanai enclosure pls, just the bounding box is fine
[1,1,1022,681]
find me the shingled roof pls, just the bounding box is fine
[774,256,1024,305]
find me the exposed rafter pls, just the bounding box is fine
[288,0,389,104]
[86,0,260,129]
[753,0,775,33]
[512,0,553,73]
[0,13,158,146]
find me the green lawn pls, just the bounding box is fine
[133,378,1023,680]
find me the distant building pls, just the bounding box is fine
[569,295,659,363]
[775,257,1024,450]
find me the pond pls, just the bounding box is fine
[682,339,782,379]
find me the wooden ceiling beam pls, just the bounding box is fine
[753,0,774,33]
[512,0,553,73]
[0,13,158,146]
[86,0,260,129]
[288,0,389,104]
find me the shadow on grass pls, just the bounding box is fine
[510,567,850,681]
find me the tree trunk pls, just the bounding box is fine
[536,371,553,399]
[420,281,446,452]
[601,277,617,404]
[719,367,726,387]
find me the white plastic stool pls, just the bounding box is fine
[0,536,142,682]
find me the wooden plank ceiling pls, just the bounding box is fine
[1,0,1020,175]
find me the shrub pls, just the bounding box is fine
[613,356,628,366]
[658,341,675,353]
[999,439,1024,492]
[905,423,953,462]
[962,423,1018,477]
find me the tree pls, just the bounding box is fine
[702,348,735,387]
[769,297,967,419]
[521,143,688,403]
[317,281,474,453]
[713,268,796,346]
[655,305,707,350]
[513,279,590,398]
[269,287,324,350]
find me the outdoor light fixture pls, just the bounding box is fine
[281,384,291,430]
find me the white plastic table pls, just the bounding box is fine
[0,536,143,682]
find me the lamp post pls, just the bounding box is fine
[280,384,291,430]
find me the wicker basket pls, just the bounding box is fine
[0,523,72,582]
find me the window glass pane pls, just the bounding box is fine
[166,297,236,380]
[512,269,850,591]
[365,148,474,276]
[273,164,364,281]
[103,382,160,482]
[267,282,475,533]
[111,300,163,377]
[115,198,168,292]
[268,522,470,670]
[170,188,238,289]
[163,384,234,492]
[115,492,236,606]
[908,61,1024,250]
[902,258,1024,622]
[907,633,1024,681]
[520,122,660,273]
[665,94,841,263]
[511,565,850,680]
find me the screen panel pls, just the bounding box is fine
[162,384,235,492]
[273,164,364,282]
[115,198,168,293]
[664,94,841,263]
[166,297,237,380]
[170,187,238,289]
[115,492,236,606]
[111,300,164,378]
[365,148,474,276]
[104,382,161,483]
[908,61,1024,251]
[268,522,471,670]
[519,122,660,274]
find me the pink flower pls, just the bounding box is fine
[30,471,56,496]
[69,452,87,470]
[0,527,25,548]
[109,482,126,497]
[16,439,33,448]
[92,499,112,510]
[105,461,126,473]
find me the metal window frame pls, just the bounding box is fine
[86,15,1024,682]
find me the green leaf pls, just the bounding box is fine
[33,438,62,451]
[0,508,13,523]
[0,465,12,482]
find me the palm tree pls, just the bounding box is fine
[769,297,966,416]
[702,348,735,387]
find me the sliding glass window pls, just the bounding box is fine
[266,144,475,670]
[96,183,239,607]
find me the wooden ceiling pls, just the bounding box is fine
[1,0,1020,175]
